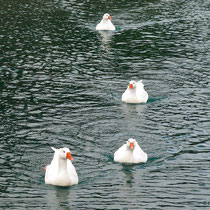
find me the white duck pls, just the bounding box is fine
[114,138,148,164]
[44,147,78,186]
[96,13,115,31]
[122,80,149,103]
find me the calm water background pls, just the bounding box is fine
[0,0,210,209]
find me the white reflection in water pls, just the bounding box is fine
[122,164,135,187]
[121,103,147,119]
[99,31,112,44]
[45,186,71,208]
[98,31,114,52]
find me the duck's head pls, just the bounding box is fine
[58,147,73,161]
[103,13,112,21]
[128,81,137,89]
[126,138,136,150]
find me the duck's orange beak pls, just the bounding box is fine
[129,84,133,89]
[108,16,112,20]
[66,152,73,161]
[130,142,134,149]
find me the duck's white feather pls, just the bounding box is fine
[96,13,115,31]
[122,80,148,103]
[45,147,78,186]
[114,139,148,164]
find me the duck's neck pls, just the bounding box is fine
[126,147,134,153]
[129,87,136,94]
[103,19,109,24]
[58,158,67,171]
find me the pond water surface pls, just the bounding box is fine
[0,0,210,209]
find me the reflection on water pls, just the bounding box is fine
[122,103,147,118]
[121,164,135,187]
[55,187,71,208]
[98,30,115,66]
[121,103,147,136]
[98,31,113,45]
[46,186,72,209]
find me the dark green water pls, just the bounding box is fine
[0,0,210,209]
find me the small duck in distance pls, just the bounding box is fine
[96,13,115,31]
[114,138,148,164]
[122,80,149,103]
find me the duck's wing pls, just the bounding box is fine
[136,80,144,87]
[134,144,148,163]
[114,144,127,161]
[96,20,103,30]
[67,160,79,184]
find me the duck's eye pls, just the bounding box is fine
[63,151,65,153]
